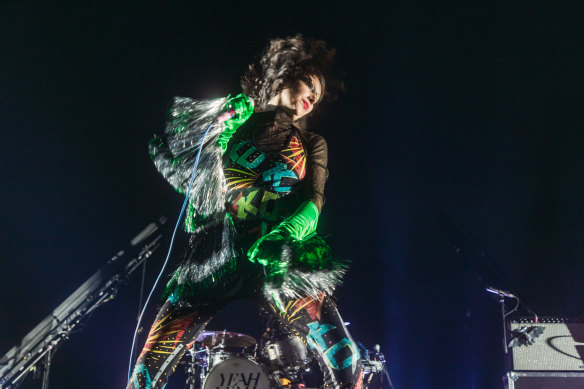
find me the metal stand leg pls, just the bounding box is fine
[41,349,52,389]
[501,297,508,355]
[185,348,208,389]
[185,349,195,389]
[383,368,397,389]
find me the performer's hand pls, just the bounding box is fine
[247,233,291,266]
[217,93,254,153]
[226,93,254,118]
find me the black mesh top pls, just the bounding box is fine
[224,106,329,214]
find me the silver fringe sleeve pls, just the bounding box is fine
[149,96,229,217]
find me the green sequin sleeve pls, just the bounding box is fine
[216,93,254,154]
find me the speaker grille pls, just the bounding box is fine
[510,318,584,371]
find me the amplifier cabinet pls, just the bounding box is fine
[506,371,584,389]
[509,317,584,371]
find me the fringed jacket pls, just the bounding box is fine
[149,95,345,307]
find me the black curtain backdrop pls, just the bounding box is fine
[1,2,583,388]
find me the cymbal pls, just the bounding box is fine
[196,330,256,348]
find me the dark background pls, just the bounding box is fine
[1,1,583,388]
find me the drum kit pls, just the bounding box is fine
[181,328,390,389]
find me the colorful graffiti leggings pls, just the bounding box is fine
[127,293,363,389]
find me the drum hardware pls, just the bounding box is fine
[196,330,257,349]
[182,327,395,389]
[357,343,396,389]
[211,349,247,368]
[184,348,210,389]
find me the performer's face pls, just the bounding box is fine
[273,74,323,120]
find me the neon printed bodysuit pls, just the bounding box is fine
[128,96,362,388]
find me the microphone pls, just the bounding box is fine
[217,109,236,123]
[486,286,516,299]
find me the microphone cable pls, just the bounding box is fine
[127,121,215,381]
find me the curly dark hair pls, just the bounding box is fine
[241,34,343,111]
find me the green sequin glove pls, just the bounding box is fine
[247,234,289,268]
[216,93,254,154]
[247,201,320,265]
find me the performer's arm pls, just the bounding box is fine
[301,132,329,213]
[149,94,253,195]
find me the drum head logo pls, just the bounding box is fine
[203,359,270,389]
[214,372,262,389]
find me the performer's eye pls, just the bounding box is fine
[299,75,321,103]
[302,75,315,91]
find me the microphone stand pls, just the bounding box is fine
[485,287,519,356]
[0,217,167,389]
[499,295,509,355]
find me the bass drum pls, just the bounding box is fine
[202,357,276,389]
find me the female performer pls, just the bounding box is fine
[128,35,362,389]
